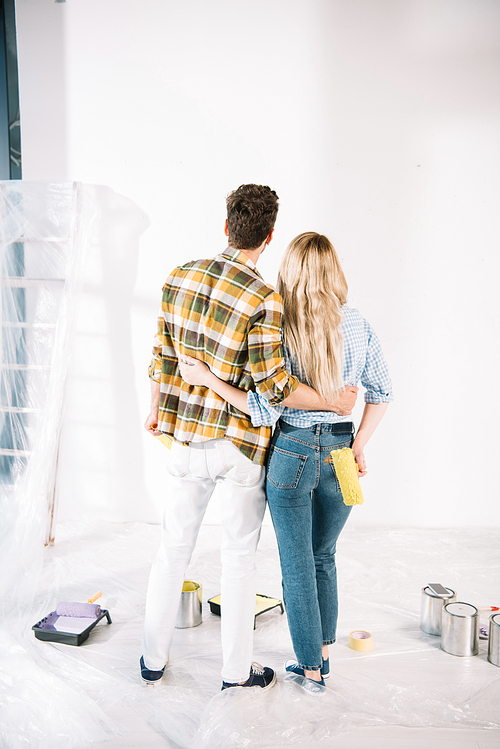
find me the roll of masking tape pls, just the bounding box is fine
[349,630,373,651]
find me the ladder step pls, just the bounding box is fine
[2,322,57,329]
[0,406,36,413]
[0,448,31,456]
[2,237,70,244]
[1,364,51,370]
[2,277,65,288]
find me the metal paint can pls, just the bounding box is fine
[420,586,456,635]
[441,601,479,657]
[488,613,500,667]
[175,580,202,628]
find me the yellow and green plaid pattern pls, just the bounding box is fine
[149,247,298,465]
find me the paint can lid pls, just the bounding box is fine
[444,602,478,617]
[424,585,454,599]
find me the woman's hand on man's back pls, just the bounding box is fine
[329,386,358,416]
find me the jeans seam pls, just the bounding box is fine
[328,462,341,493]
[320,440,351,452]
[314,434,321,489]
[276,434,317,448]
[216,441,227,472]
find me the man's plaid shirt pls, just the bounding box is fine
[149,246,299,465]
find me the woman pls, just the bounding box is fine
[179,232,392,689]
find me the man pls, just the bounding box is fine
[141,184,357,690]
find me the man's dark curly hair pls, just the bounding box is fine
[226,184,279,250]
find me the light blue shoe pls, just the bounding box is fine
[284,660,325,687]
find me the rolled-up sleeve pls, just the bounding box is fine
[247,390,284,427]
[247,292,298,405]
[361,321,393,403]
[148,303,177,382]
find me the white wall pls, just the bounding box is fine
[15,0,500,527]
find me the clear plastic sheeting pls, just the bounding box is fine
[2,521,499,748]
[0,182,98,616]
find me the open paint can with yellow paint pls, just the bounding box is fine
[175,580,202,629]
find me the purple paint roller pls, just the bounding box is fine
[56,602,101,618]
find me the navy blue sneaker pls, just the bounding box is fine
[321,657,330,680]
[285,660,325,686]
[221,662,276,691]
[140,655,166,685]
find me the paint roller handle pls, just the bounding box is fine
[144,414,162,435]
[352,446,368,477]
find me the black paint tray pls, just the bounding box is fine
[32,608,112,646]
[208,593,283,629]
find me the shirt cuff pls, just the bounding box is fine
[364,391,393,404]
[148,362,161,382]
[261,372,299,406]
[247,390,283,427]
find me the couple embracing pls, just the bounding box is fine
[141,184,392,692]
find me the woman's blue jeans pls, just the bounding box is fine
[266,420,353,671]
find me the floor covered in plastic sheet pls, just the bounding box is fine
[2,521,500,749]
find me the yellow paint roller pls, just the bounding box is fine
[150,423,173,449]
[155,433,173,449]
[329,447,364,506]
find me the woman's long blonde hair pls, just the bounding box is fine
[277,232,348,402]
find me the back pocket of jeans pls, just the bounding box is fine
[267,446,307,490]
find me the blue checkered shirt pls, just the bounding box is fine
[248,305,393,428]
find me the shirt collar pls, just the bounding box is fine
[221,245,262,277]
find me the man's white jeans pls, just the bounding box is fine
[141,437,266,684]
